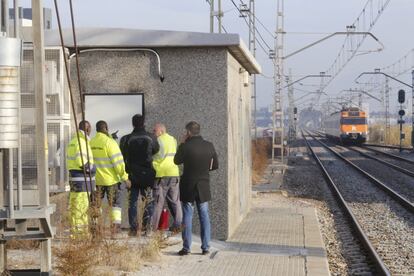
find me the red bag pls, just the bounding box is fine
[158,208,169,230]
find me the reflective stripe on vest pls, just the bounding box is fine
[90,132,128,186]
[66,131,94,171]
[112,207,122,224]
[69,170,96,192]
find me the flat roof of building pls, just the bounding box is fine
[43,28,261,74]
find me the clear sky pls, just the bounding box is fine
[16,0,414,113]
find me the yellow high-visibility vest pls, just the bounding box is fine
[152,133,179,177]
[67,131,94,170]
[90,132,128,186]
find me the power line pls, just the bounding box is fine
[321,0,391,92]
[229,0,272,55]
[253,13,275,39]
[362,48,414,94]
[236,0,273,49]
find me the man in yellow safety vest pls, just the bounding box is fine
[151,123,182,232]
[66,120,96,237]
[90,120,130,235]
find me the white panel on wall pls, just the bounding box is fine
[84,93,144,140]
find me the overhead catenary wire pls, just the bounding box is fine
[320,0,391,92]
[253,13,274,39]
[204,0,272,57]
[238,0,275,39]
[229,0,273,52]
[361,48,414,94]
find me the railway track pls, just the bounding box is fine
[303,130,414,275]
[359,145,414,165]
[312,130,414,202]
[364,143,412,151]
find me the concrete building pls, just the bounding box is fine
[9,7,52,28]
[45,28,261,239]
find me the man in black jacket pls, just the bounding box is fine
[120,114,159,236]
[174,121,218,256]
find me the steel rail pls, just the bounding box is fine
[359,145,414,165]
[301,130,390,276]
[363,143,412,152]
[314,130,414,164]
[348,146,414,178]
[306,131,414,214]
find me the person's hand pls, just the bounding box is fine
[180,133,189,144]
[125,179,132,189]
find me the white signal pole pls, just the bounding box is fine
[248,0,257,139]
[272,0,285,162]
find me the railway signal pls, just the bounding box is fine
[398,89,405,104]
[398,90,406,152]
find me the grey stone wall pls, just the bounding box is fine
[70,48,230,239]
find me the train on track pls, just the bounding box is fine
[324,107,368,144]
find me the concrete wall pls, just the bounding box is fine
[69,47,251,240]
[226,53,252,237]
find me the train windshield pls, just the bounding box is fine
[340,117,367,125]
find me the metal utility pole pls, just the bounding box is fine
[385,77,390,143]
[13,0,19,38]
[0,0,9,35]
[209,0,223,33]
[380,85,385,143]
[12,0,23,212]
[287,70,295,142]
[248,0,257,139]
[272,0,284,162]
[218,0,222,33]
[32,0,52,271]
[210,0,214,33]
[412,70,414,148]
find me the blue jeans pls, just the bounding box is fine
[128,186,154,232]
[182,201,211,252]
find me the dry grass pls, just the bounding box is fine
[54,240,99,276]
[54,234,162,275]
[252,138,271,185]
[369,124,412,146]
[54,191,162,275]
[140,233,163,261]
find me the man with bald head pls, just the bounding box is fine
[151,123,182,232]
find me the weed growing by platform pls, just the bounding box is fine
[252,138,271,184]
[54,192,162,275]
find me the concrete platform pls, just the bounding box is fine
[138,193,330,276]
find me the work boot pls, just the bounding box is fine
[128,229,138,237]
[178,248,190,256]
